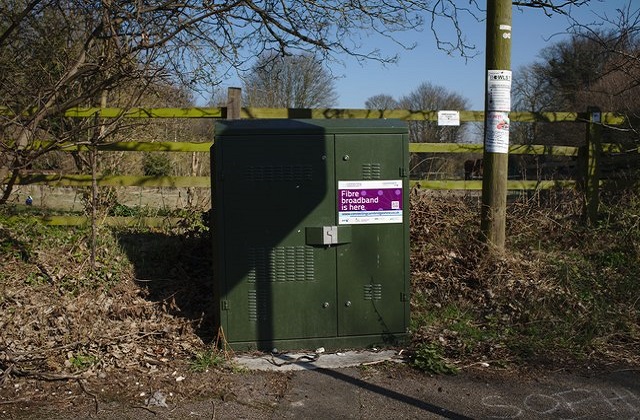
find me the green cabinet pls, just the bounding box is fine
[212,120,409,351]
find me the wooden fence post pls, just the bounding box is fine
[583,106,602,224]
[226,87,241,120]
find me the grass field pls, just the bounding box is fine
[7,185,211,213]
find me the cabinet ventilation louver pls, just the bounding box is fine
[248,246,315,283]
[362,163,381,180]
[245,165,313,182]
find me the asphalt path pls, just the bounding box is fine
[4,361,638,419]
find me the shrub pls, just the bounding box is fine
[142,153,172,177]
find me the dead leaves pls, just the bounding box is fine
[0,272,201,380]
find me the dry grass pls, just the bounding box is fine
[409,188,640,369]
[0,187,639,384]
[0,215,212,385]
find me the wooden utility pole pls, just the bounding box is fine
[481,0,512,250]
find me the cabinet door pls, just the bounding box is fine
[334,134,409,337]
[218,134,337,343]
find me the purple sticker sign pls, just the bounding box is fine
[338,180,403,225]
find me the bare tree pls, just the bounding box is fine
[512,2,640,146]
[567,3,640,109]
[510,63,559,146]
[508,2,640,183]
[0,0,592,203]
[399,82,470,143]
[242,53,337,108]
[365,94,400,110]
[365,83,469,178]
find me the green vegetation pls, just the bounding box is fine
[0,206,130,294]
[189,348,227,372]
[142,153,173,177]
[68,353,99,371]
[410,343,458,374]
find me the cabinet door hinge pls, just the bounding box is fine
[400,293,409,302]
[221,300,230,310]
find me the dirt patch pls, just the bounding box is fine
[0,363,294,419]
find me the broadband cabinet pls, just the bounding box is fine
[211,119,409,350]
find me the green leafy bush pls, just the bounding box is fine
[411,343,458,374]
[142,152,172,177]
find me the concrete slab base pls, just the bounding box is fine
[234,349,406,371]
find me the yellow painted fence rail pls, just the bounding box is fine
[1,107,631,226]
[2,141,586,226]
[0,105,628,124]
[10,141,593,190]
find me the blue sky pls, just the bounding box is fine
[211,1,633,110]
[331,0,632,110]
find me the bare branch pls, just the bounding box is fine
[0,0,48,46]
[513,0,591,17]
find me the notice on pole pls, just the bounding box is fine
[437,110,460,126]
[485,112,510,154]
[487,70,512,111]
[338,180,403,225]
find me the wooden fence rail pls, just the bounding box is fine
[0,106,628,124]
[1,106,633,226]
[9,141,629,190]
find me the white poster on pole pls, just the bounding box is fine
[487,70,512,111]
[485,111,510,154]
